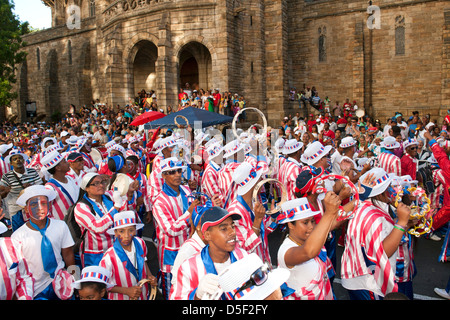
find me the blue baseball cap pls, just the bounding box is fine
[200,207,241,233]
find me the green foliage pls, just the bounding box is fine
[0,0,29,108]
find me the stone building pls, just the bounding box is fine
[9,0,450,126]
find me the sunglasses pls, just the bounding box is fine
[409,147,417,150]
[163,168,182,175]
[233,264,269,299]
[88,180,109,187]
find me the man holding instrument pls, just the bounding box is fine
[278,139,304,200]
[228,160,277,265]
[152,157,199,300]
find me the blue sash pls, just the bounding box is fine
[29,218,58,278]
[113,237,145,281]
[47,178,75,204]
[83,193,116,218]
[162,183,189,213]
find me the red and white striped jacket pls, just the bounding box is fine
[340,200,398,297]
[228,196,276,265]
[377,152,401,176]
[0,238,34,300]
[218,161,241,209]
[152,185,192,274]
[278,157,303,200]
[0,157,10,179]
[74,193,118,260]
[201,160,222,202]
[147,155,164,205]
[81,152,97,172]
[429,168,446,209]
[400,153,417,180]
[169,246,248,300]
[45,177,79,220]
[99,237,150,300]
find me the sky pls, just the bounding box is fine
[11,0,52,30]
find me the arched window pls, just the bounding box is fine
[395,15,405,56]
[36,48,41,70]
[68,40,72,65]
[318,26,327,62]
[90,0,96,17]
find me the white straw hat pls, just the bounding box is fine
[16,185,57,207]
[381,136,400,149]
[232,161,265,196]
[282,139,303,155]
[72,266,115,289]
[300,141,332,166]
[359,167,394,197]
[277,197,321,224]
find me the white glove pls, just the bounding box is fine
[196,273,219,300]
[113,191,123,208]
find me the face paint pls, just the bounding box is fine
[27,196,49,220]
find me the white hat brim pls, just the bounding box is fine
[106,222,145,235]
[368,175,394,197]
[236,170,264,196]
[381,141,400,149]
[16,186,57,207]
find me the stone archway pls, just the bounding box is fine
[130,40,158,95]
[178,42,212,92]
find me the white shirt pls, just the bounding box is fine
[11,219,74,296]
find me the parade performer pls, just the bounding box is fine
[228,160,276,264]
[401,138,419,180]
[278,139,304,200]
[340,167,414,300]
[12,185,75,300]
[100,211,157,300]
[41,151,79,220]
[151,157,198,300]
[218,139,245,209]
[377,136,402,176]
[277,195,341,300]
[169,206,247,300]
[0,220,34,300]
[74,173,122,267]
[201,142,224,203]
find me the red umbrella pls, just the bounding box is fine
[130,111,166,126]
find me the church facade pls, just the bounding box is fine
[9,0,450,126]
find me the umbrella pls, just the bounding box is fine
[145,107,234,129]
[130,111,166,126]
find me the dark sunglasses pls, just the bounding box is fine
[233,264,269,299]
[409,147,417,150]
[163,168,182,175]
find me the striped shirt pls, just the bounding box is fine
[100,237,150,300]
[278,238,334,300]
[201,160,222,203]
[218,161,241,209]
[0,237,34,300]
[147,155,164,205]
[45,176,79,220]
[278,157,303,200]
[74,193,117,261]
[228,195,277,265]
[340,200,398,297]
[169,246,248,300]
[0,168,42,217]
[377,152,401,176]
[152,185,192,274]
